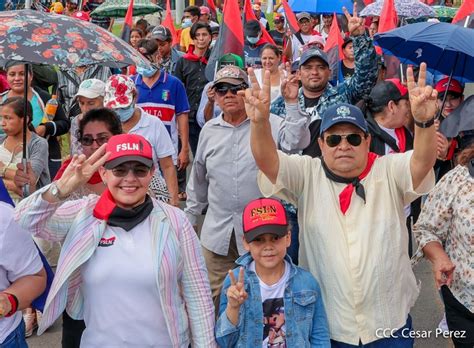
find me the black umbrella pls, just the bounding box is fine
[439,95,474,138]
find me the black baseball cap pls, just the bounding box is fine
[244,20,261,37]
[150,25,172,42]
[368,79,408,109]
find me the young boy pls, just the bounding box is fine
[216,198,330,347]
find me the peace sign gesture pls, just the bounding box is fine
[56,144,110,197]
[343,2,365,36]
[407,62,438,122]
[239,68,271,124]
[226,267,248,309]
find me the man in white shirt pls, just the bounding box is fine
[283,12,316,62]
[248,63,439,346]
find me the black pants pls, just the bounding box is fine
[62,311,85,348]
[188,121,201,158]
[441,285,474,348]
[177,138,187,193]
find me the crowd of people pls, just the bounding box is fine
[0,0,472,348]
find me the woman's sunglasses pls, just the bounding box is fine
[325,133,366,147]
[79,135,110,146]
[111,164,151,178]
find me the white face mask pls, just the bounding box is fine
[246,35,260,45]
[210,39,217,49]
[115,104,135,123]
[182,18,193,28]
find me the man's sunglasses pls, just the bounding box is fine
[214,84,246,97]
[79,135,110,146]
[111,164,151,178]
[325,133,367,147]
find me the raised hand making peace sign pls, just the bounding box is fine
[343,2,365,36]
[226,267,248,309]
[239,68,272,124]
[407,62,439,123]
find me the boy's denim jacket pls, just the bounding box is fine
[216,253,330,347]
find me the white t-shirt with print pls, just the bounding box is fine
[250,260,290,348]
[129,108,176,167]
[80,218,173,348]
[0,203,43,344]
[291,33,313,62]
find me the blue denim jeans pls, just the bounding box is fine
[0,320,28,348]
[331,316,414,348]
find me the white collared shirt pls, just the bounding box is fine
[258,150,435,345]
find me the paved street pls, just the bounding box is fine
[27,256,453,347]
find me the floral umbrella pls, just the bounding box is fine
[360,0,435,18]
[90,0,162,18]
[0,9,152,69]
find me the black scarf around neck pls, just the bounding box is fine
[93,189,154,231]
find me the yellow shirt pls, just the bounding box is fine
[180,27,193,51]
[258,150,435,345]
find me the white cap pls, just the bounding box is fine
[75,79,106,100]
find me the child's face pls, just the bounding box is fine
[244,232,291,271]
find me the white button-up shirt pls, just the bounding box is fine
[258,150,435,345]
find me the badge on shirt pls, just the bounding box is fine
[161,90,170,102]
[98,236,116,247]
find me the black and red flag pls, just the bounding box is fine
[281,0,299,34]
[161,0,178,45]
[120,0,134,43]
[243,0,275,45]
[452,0,474,28]
[205,0,244,81]
[204,0,219,23]
[324,13,345,83]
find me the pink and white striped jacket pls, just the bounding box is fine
[15,185,217,347]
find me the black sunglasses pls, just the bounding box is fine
[325,133,366,147]
[111,164,151,178]
[214,85,246,97]
[80,135,110,146]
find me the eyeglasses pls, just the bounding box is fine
[325,133,366,147]
[214,85,245,96]
[111,164,151,178]
[79,135,110,146]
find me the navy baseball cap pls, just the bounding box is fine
[320,103,368,135]
[299,48,329,68]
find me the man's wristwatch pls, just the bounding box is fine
[414,116,436,128]
[49,182,70,200]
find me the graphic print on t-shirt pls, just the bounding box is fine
[263,297,286,347]
[98,236,116,247]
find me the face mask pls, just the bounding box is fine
[136,65,157,78]
[246,36,260,45]
[115,105,135,123]
[182,18,192,28]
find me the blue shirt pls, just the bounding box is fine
[133,70,190,156]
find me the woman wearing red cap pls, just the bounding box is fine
[13,134,216,347]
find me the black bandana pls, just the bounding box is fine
[93,189,154,231]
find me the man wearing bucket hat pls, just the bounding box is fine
[250,63,439,346]
[185,65,308,312]
[14,134,217,347]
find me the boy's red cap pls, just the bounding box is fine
[104,134,153,169]
[242,198,288,242]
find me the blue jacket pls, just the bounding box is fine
[216,253,330,348]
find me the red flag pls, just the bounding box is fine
[281,0,299,34]
[120,0,134,43]
[162,0,178,45]
[204,0,218,22]
[243,0,275,45]
[453,0,474,28]
[376,0,398,54]
[324,13,345,82]
[205,0,244,80]
[363,0,374,4]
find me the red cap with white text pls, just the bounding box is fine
[104,134,153,169]
[242,198,288,242]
